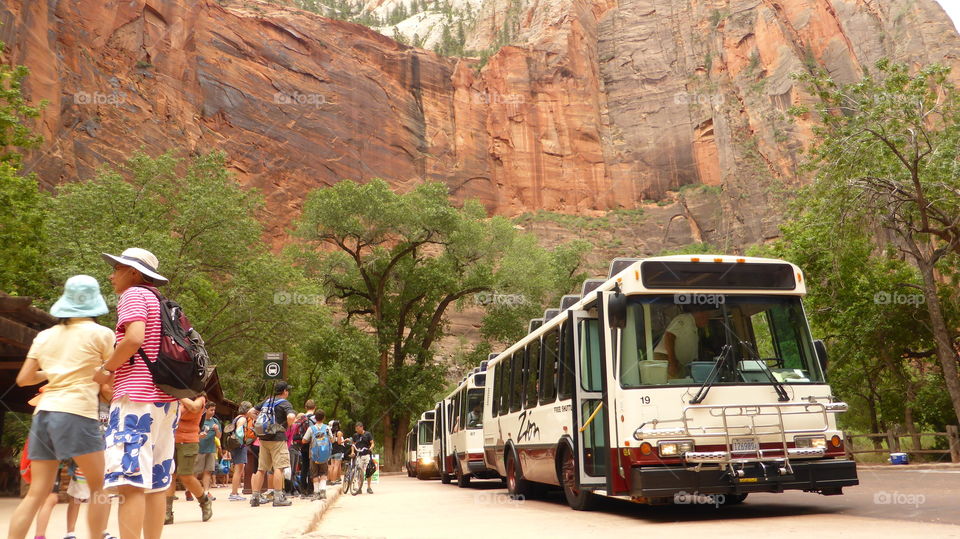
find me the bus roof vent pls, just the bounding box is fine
[479,360,488,371]
[424,411,435,420]
[488,353,499,360]
[560,294,579,310]
[544,308,560,321]
[472,367,480,374]
[581,278,605,297]
[609,258,641,278]
[528,318,543,332]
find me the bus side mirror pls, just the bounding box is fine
[814,339,828,373]
[607,288,627,329]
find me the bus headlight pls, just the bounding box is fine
[794,435,827,449]
[419,456,434,465]
[657,440,695,456]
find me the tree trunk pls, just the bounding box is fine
[917,258,960,426]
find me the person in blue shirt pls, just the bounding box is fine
[196,401,221,500]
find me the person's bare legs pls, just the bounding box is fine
[200,469,212,495]
[35,492,59,538]
[251,470,264,494]
[117,485,145,539]
[143,490,166,539]
[174,473,205,499]
[7,460,58,539]
[73,450,108,539]
[230,463,244,495]
[272,467,284,492]
[65,495,80,535]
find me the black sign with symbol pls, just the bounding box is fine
[263,352,285,380]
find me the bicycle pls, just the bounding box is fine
[351,453,370,495]
[340,454,356,495]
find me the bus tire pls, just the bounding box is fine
[505,450,542,500]
[455,463,471,488]
[722,493,747,505]
[560,446,598,511]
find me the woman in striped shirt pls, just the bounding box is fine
[94,248,179,539]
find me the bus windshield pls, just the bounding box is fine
[418,420,433,445]
[619,295,824,388]
[466,389,484,429]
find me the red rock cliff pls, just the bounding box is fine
[1,0,957,247]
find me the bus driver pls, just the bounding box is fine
[653,306,713,379]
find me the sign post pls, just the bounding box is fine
[263,352,286,380]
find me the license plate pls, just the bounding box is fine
[732,438,758,452]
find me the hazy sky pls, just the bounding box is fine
[937,0,960,31]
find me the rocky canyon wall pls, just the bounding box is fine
[1,0,958,249]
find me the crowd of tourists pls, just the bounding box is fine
[8,248,376,539]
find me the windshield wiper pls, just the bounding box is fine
[689,344,733,404]
[739,341,790,402]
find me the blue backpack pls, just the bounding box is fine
[253,398,288,437]
[309,423,332,463]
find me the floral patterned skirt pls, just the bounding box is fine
[104,397,180,493]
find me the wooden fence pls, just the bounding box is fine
[844,425,960,463]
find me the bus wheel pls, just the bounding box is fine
[721,493,747,505]
[505,452,538,500]
[456,463,471,488]
[561,447,597,511]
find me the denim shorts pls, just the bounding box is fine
[29,411,105,461]
[330,452,344,461]
[230,445,248,465]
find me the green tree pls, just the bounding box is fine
[791,59,960,425]
[0,39,48,297]
[294,179,586,467]
[43,150,324,401]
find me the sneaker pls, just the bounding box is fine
[228,494,246,501]
[103,533,118,539]
[250,493,260,508]
[329,480,341,485]
[272,492,292,507]
[199,494,213,522]
[366,487,373,494]
[185,491,194,502]
[206,492,217,501]
[318,490,327,500]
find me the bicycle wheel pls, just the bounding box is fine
[340,462,352,494]
[351,458,365,495]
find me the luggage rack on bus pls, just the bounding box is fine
[634,402,846,477]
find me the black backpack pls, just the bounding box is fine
[222,417,242,451]
[132,286,212,399]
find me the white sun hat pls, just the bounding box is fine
[101,247,169,285]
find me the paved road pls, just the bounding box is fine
[311,468,960,538]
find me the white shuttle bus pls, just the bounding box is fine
[408,410,438,480]
[482,255,858,510]
[434,365,501,486]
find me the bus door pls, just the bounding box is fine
[570,309,608,489]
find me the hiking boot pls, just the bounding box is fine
[164,496,174,525]
[272,492,292,507]
[185,491,194,502]
[250,493,260,507]
[367,487,373,494]
[199,494,213,522]
[313,490,327,501]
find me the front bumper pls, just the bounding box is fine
[630,459,859,497]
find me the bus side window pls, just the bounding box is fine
[500,355,511,415]
[540,327,559,404]
[459,388,467,431]
[525,338,541,409]
[491,365,500,417]
[434,405,442,440]
[510,351,524,413]
[558,320,574,400]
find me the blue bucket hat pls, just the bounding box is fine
[50,275,109,318]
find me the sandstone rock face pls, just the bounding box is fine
[1,0,958,249]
